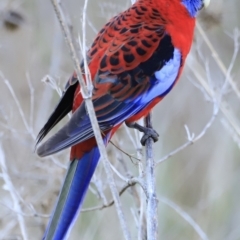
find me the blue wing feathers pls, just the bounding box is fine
[37,47,181,157]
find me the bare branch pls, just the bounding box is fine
[134,119,147,240]
[144,114,158,239]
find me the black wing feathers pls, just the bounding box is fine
[36,80,78,145]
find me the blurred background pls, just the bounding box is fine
[0,0,240,239]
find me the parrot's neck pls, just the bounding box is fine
[181,0,203,17]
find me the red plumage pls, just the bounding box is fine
[36,0,208,238]
[69,0,196,159]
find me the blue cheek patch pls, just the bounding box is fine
[181,0,203,17]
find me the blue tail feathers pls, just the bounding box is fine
[43,145,101,240]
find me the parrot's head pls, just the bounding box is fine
[181,0,210,17]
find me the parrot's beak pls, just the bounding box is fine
[203,0,210,8]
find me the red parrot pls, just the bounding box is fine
[36,0,210,239]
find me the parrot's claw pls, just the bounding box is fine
[125,121,159,146]
[140,127,159,146]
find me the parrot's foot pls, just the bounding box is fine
[125,121,159,146]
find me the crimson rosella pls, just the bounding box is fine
[36,0,210,238]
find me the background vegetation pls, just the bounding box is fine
[0,0,240,239]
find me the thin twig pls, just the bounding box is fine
[160,197,209,240]
[0,141,28,240]
[0,71,34,139]
[81,177,144,212]
[0,72,66,169]
[26,73,34,130]
[187,55,240,137]
[114,133,146,239]
[197,23,240,98]
[157,101,218,165]
[158,57,225,165]
[188,28,240,138]
[109,138,141,162]
[0,201,50,218]
[156,42,236,212]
